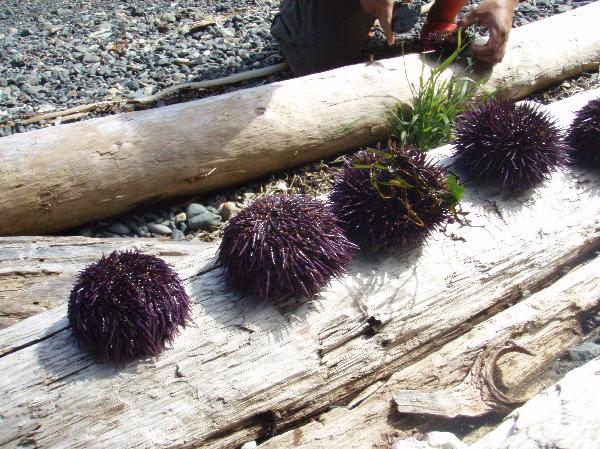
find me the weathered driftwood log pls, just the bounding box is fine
[261,254,600,448]
[371,356,600,449]
[470,357,600,449]
[1,92,599,449]
[393,343,535,418]
[1,3,600,235]
[0,237,212,329]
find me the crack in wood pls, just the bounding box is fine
[47,362,95,390]
[0,326,68,359]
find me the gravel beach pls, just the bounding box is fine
[0,0,584,133]
[0,0,597,241]
[0,0,283,134]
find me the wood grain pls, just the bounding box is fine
[262,254,600,448]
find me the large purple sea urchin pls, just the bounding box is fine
[330,145,457,249]
[68,250,191,362]
[567,97,600,165]
[218,195,356,299]
[453,100,570,191]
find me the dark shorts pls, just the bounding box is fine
[271,0,375,76]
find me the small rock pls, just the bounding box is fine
[219,202,240,221]
[108,222,131,235]
[392,432,467,449]
[134,224,149,237]
[178,222,188,234]
[79,227,94,237]
[44,24,62,34]
[518,3,539,12]
[556,4,573,13]
[101,231,121,238]
[124,79,140,91]
[243,192,256,202]
[7,27,18,35]
[188,211,222,231]
[95,21,112,34]
[215,26,235,37]
[212,194,228,208]
[567,341,600,362]
[147,222,172,235]
[206,205,219,214]
[175,212,187,223]
[273,180,288,192]
[186,203,207,218]
[83,53,101,63]
[241,442,257,449]
[37,104,57,113]
[171,229,185,241]
[161,12,177,23]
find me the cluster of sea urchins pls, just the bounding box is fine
[452,99,570,191]
[68,250,191,362]
[218,195,356,299]
[330,145,457,249]
[567,97,600,165]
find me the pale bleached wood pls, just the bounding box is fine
[0,236,214,329]
[1,91,600,449]
[470,357,600,449]
[1,3,600,235]
[261,253,600,449]
[392,344,534,417]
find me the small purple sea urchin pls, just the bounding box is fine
[218,195,356,299]
[330,145,458,249]
[567,97,600,165]
[68,250,191,362]
[453,100,570,191]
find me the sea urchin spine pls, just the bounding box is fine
[567,97,600,165]
[218,195,357,299]
[453,99,570,191]
[68,250,191,362]
[330,145,459,249]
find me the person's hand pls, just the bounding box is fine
[360,0,395,45]
[458,0,517,64]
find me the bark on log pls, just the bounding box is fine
[1,3,599,235]
[1,92,599,449]
[0,237,212,329]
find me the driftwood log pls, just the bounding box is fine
[470,357,600,449]
[0,237,211,329]
[1,91,599,449]
[260,253,600,448]
[356,356,600,449]
[1,2,600,236]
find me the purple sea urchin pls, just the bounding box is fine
[453,100,570,191]
[68,250,191,362]
[330,145,458,249]
[567,97,600,165]
[218,195,356,299]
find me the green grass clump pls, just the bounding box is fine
[391,30,480,151]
